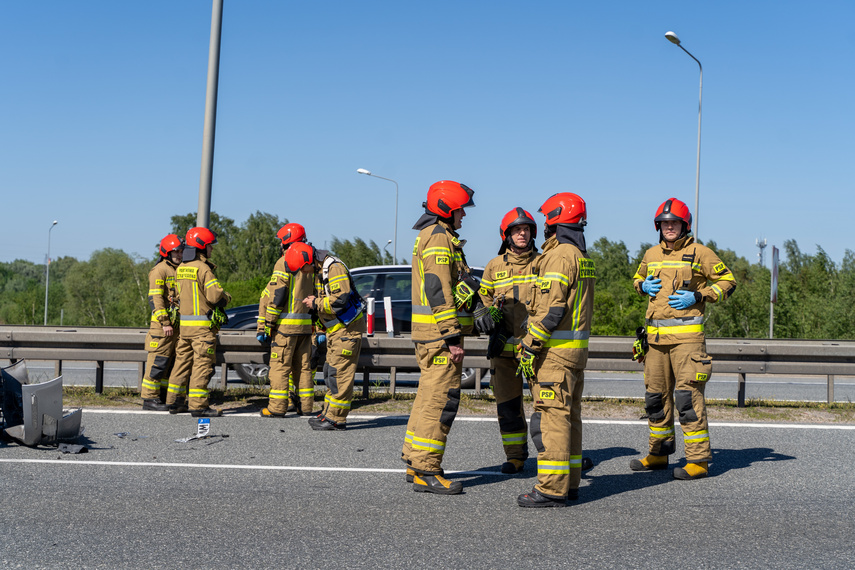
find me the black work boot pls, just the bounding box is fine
[501,458,526,474]
[582,457,595,471]
[143,399,169,412]
[168,399,189,414]
[308,415,345,431]
[190,407,222,418]
[413,474,463,495]
[517,488,568,508]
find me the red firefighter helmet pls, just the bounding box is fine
[283,242,314,273]
[424,180,475,217]
[538,193,587,226]
[159,234,183,257]
[276,223,307,247]
[185,227,218,249]
[654,198,692,231]
[499,207,537,240]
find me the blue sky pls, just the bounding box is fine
[2,1,853,270]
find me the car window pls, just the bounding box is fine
[352,274,376,298]
[382,272,411,301]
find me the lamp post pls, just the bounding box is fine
[383,239,393,264]
[665,31,703,241]
[357,168,398,262]
[44,220,58,325]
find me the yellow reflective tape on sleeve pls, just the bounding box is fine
[543,338,589,349]
[714,273,735,282]
[205,279,220,289]
[148,288,163,295]
[541,272,570,287]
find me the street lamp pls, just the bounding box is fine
[357,168,398,262]
[44,220,58,325]
[383,239,393,264]
[665,30,703,241]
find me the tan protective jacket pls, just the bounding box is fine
[147,259,178,333]
[632,235,737,345]
[478,248,539,357]
[176,254,230,337]
[314,256,366,335]
[520,236,595,369]
[258,256,314,336]
[411,220,475,343]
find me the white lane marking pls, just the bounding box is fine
[79,409,855,429]
[0,458,501,476]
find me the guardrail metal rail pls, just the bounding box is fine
[2,326,854,405]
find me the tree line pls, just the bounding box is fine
[1,211,850,340]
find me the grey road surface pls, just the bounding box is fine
[1,410,853,568]
[11,359,855,403]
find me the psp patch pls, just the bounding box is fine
[540,279,552,291]
[495,271,508,279]
[433,356,448,365]
[331,282,341,292]
[696,373,709,382]
[713,262,728,274]
[436,256,450,265]
[539,389,556,400]
[342,348,353,356]
[149,341,159,348]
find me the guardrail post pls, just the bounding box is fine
[390,366,397,397]
[220,364,229,391]
[828,375,835,404]
[362,368,370,399]
[474,368,482,397]
[54,360,62,379]
[95,361,104,394]
[137,362,144,391]
[737,373,746,408]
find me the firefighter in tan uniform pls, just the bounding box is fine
[629,198,736,480]
[516,193,594,508]
[285,242,366,430]
[478,208,540,473]
[256,223,316,417]
[140,234,183,411]
[165,227,231,417]
[402,180,494,495]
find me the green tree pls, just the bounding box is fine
[588,238,647,335]
[329,236,392,268]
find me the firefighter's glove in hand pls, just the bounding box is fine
[641,276,662,297]
[516,346,537,380]
[632,339,647,362]
[668,290,701,310]
[488,306,503,323]
[473,302,495,335]
[453,280,476,310]
[209,307,229,329]
[256,332,270,344]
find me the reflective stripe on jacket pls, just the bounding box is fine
[147,259,178,333]
[176,255,229,337]
[257,256,314,335]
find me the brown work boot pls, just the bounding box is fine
[629,454,668,471]
[413,474,462,495]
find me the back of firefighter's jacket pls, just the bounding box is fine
[411,220,475,343]
[521,237,595,369]
[148,259,178,334]
[258,256,314,336]
[176,256,229,338]
[479,248,539,357]
[632,236,736,345]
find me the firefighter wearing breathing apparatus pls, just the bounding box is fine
[515,193,595,508]
[285,242,366,431]
[478,208,540,474]
[257,223,316,418]
[402,180,495,495]
[140,234,183,411]
[165,227,231,418]
[629,198,736,480]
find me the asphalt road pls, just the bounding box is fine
[13,360,855,403]
[1,410,854,568]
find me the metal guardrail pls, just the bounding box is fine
[2,326,854,405]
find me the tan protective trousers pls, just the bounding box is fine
[643,342,712,463]
[268,334,313,415]
[320,330,362,424]
[402,339,463,474]
[529,354,584,500]
[141,331,177,400]
[491,356,528,462]
[166,331,217,411]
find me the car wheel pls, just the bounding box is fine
[460,367,489,389]
[234,363,270,385]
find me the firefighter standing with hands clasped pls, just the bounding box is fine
[515,193,595,508]
[140,234,183,411]
[629,198,736,480]
[165,227,231,417]
[256,223,316,418]
[285,242,366,430]
[402,180,495,495]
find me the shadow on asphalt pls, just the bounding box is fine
[708,446,796,477]
[346,416,410,431]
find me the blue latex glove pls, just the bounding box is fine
[256,332,270,344]
[668,290,701,310]
[316,334,326,346]
[641,276,662,297]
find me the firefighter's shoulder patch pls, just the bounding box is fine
[540,279,552,291]
[330,282,341,292]
[436,256,450,265]
[495,270,508,279]
[713,262,728,274]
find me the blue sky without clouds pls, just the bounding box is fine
[1,1,853,270]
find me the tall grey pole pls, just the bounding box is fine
[357,169,399,262]
[44,220,58,325]
[197,0,224,229]
[665,32,703,241]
